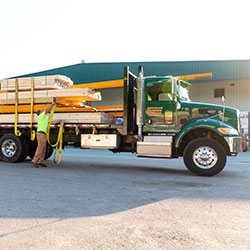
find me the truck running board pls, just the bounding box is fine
[136,136,172,158]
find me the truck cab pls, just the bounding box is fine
[130,67,242,176]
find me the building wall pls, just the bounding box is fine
[93,88,123,107]
[190,78,250,112]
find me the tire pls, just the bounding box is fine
[0,134,23,163]
[183,138,227,176]
[44,144,54,160]
[28,140,37,159]
[28,141,53,160]
[17,136,30,162]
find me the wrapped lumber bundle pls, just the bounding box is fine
[0,112,114,124]
[0,75,73,91]
[0,88,101,105]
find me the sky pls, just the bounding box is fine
[0,0,249,79]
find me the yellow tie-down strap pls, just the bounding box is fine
[46,103,65,164]
[30,78,36,141]
[15,79,21,137]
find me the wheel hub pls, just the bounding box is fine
[2,139,17,158]
[193,146,218,169]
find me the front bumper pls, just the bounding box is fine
[224,136,242,155]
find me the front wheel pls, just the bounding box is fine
[183,138,226,176]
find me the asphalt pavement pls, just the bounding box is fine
[0,148,249,249]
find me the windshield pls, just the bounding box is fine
[179,86,191,101]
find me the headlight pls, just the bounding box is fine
[218,127,239,135]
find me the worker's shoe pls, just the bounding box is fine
[39,164,47,167]
[33,163,40,168]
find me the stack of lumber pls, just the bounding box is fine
[0,112,113,124]
[0,75,101,106]
[0,75,114,124]
[0,75,73,91]
[0,88,101,105]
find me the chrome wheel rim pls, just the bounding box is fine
[193,146,218,169]
[2,139,17,158]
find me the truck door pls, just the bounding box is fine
[144,80,178,133]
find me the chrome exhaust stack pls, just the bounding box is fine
[137,66,145,142]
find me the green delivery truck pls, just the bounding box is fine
[0,66,242,176]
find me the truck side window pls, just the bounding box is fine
[148,83,171,101]
[147,85,159,101]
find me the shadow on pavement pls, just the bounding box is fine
[0,152,249,219]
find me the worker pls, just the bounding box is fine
[32,100,56,168]
[147,93,152,101]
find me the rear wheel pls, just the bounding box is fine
[28,141,54,160]
[0,134,23,163]
[18,136,30,162]
[28,140,37,159]
[183,138,227,176]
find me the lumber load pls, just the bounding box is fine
[0,75,73,92]
[0,75,113,124]
[0,88,101,105]
[0,112,114,124]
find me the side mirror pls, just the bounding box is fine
[221,96,226,123]
[222,96,225,105]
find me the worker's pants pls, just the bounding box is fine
[32,132,47,165]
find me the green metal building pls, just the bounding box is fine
[20,60,250,111]
[20,60,250,83]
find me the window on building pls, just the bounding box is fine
[214,88,225,98]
